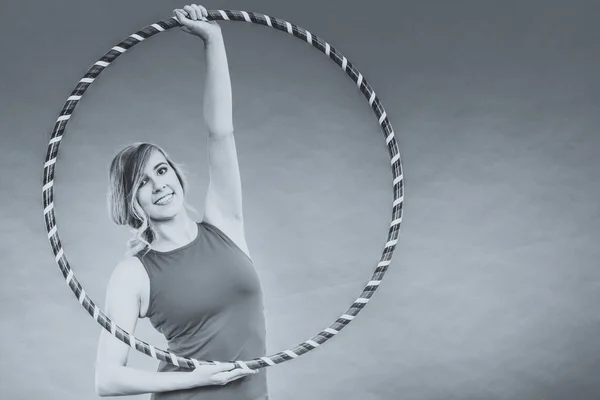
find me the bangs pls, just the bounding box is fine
[123,144,155,197]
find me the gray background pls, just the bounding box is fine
[1,0,599,399]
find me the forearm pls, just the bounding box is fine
[203,32,233,137]
[96,365,194,397]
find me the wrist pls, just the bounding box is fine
[203,30,224,45]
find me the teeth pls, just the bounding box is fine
[155,193,173,205]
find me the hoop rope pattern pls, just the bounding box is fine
[42,10,403,370]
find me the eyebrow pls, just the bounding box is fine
[153,162,168,170]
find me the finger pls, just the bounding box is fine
[231,369,257,379]
[214,362,236,372]
[173,10,184,24]
[191,4,204,20]
[212,369,256,384]
[184,5,197,20]
[174,10,192,27]
[199,5,208,20]
[192,4,207,22]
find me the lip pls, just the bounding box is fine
[154,192,174,205]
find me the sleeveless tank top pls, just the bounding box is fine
[135,221,268,400]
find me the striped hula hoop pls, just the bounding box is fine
[42,10,403,371]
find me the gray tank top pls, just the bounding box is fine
[135,221,268,400]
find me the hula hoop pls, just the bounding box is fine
[42,10,404,370]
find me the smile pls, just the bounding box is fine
[154,193,174,205]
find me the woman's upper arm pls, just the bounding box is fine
[203,133,250,255]
[96,257,146,373]
[204,134,243,221]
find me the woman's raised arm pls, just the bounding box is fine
[174,5,249,258]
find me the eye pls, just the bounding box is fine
[158,166,168,175]
[139,177,149,187]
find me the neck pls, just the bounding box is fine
[150,210,198,252]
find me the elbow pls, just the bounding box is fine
[95,380,108,397]
[94,372,109,397]
[95,367,117,397]
[208,126,234,139]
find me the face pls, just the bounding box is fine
[135,149,185,221]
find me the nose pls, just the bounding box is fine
[152,181,167,193]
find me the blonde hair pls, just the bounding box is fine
[107,142,196,256]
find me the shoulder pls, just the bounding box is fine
[106,256,149,298]
[112,256,147,279]
[104,256,151,320]
[201,218,251,260]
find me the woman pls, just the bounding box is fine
[94,5,269,399]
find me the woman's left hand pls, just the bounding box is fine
[173,4,222,41]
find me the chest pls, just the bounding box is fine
[145,244,263,324]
